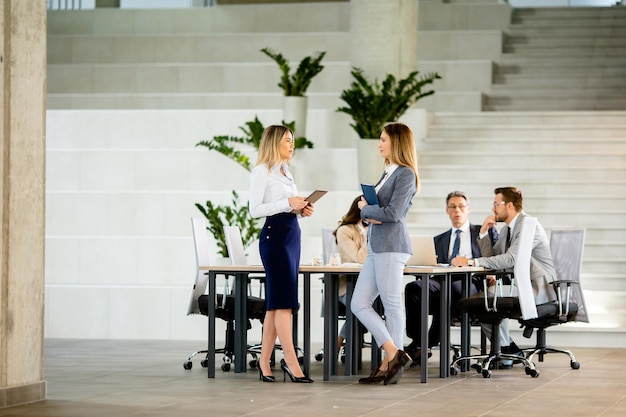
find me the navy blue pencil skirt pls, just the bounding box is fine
[259,213,301,311]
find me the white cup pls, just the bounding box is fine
[312,255,323,266]
[330,253,342,266]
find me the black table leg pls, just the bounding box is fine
[303,272,311,377]
[419,273,429,383]
[439,273,450,378]
[207,271,216,378]
[460,272,471,372]
[234,272,248,373]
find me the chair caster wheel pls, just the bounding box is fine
[200,359,209,368]
[571,361,580,370]
[249,359,258,369]
[221,363,231,372]
[340,354,346,364]
[183,361,192,370]
[525,367,539,378]
[450,367,458,376]
[471,363,481,373]
[481,369,492,378]
[297,356,304,365]
[315,353,324,362]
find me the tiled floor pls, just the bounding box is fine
[2,339,625,417]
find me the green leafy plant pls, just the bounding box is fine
[336,68,442,139]
[260,47,326,96]
[195,190,261,258]
[195,116,313,172]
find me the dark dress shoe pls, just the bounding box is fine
[383,350,411,385]
[358,368,388,384]
[409,348,432,368]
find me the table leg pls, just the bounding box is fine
[460,272,471,372]
[207,271,216,378]
[234,272,248,373]
[344,275,357,376]
[439,273,450,378]
[322,273,338,381]
[420,273,429,383]
[303,272,311,377]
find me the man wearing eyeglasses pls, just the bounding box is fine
[403,191,499,367]
[451,186,557,365]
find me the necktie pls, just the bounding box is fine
[505,226,512,251]
[450,229,461,259]
[375,170,388,186]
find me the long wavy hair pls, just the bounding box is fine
[256,124,293,171]
[382,122,420,193]
[332,195,364,241]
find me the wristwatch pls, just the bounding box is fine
[467,259,474,267]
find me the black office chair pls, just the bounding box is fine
[450,217,541,378]
[520,228,588,369]
[183,218,266,372]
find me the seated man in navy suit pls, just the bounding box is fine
[404,191,502,367]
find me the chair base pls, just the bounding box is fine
[521,327,581,369]
[451,352,539,379]
[523,346,580,369]
[450,321,539,378]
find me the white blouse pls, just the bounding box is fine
[249,162,298,218]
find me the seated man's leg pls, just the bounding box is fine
[404,279,441,361]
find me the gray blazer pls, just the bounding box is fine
[360,166,416,254]
[477,211,557,305]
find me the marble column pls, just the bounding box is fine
[0,0,47,408]
[349,0,418,80]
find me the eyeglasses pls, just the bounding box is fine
[447,205,468,210]
[492,201,506,208]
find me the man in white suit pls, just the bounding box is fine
[452,186,557,364]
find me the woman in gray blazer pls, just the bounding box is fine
[351,123,419,386]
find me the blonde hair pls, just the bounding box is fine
[256,125,293,171]
[382,122,420,192]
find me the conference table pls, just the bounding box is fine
[200,264,483,382]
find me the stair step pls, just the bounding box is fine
[421,151,624,167]
[493,75,624,87]
[484,98,626,112]
[488,86,626,97]
[505,27,626,38]
[46,92,344,110]
[419,178,626,197]
[420,165,626,182]
[47,32,350,64]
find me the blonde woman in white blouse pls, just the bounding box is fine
[249,125,315,384]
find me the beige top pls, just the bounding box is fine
[335,223,368,296]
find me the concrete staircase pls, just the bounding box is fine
[486,6,626,111]
[44,2,626,347]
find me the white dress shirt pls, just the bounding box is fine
[375,163,399,192]
[448,221,472,258]
[249,162,298,218]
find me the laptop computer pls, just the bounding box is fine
[406,235,440,266]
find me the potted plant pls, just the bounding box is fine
[336,67,441,183]
[195,117,312,257]
[260,47,326,138]
[195,190,260,258]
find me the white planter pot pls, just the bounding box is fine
[213,256,231,266]
[356,139,385,185]
[282,96,308,138]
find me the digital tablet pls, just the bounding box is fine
[360,183,379,205]
[292,189,327,214]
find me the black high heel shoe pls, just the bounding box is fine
[281,363,313,383]
[259,368,275,383]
